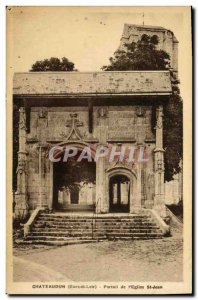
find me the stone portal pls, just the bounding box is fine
[53,150,96,211]
[109,175,130,213]
[13,70,173,217]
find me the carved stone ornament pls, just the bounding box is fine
[97,107,108,118]
[156,106,163,129]
[19,108,26,130]
[136,106,146,117]
[16,160,26,174]
[38,108,48,118]
[155,159,164,173]
[60,113,83,140]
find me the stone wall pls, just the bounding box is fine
[27,106,155,143]
[26,104,156,210]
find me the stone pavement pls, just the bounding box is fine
[13,256,71,282]
[13,228,183,282]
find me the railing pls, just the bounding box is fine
[91,197,101,240]
[149,209,170,236]
[24,208,43,237]
[165,206,183,227]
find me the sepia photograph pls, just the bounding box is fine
[6,6,192,294]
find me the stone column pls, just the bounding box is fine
[96,155,107,213]
[130,163,141,213]
[48,161,53,211]
[14,107,28,218]
[95,107,108,213]
[154,105,166,217]
[37,144,48,209]
[63,188,71,205]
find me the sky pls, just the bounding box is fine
[7,6,191,98]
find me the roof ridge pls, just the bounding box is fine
[124,23,167,30]
[14,70,170,75]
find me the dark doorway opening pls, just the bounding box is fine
[70,185,79,204]
[53,150,96,211]
[109,175,130,213]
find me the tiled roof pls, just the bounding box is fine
[13,71,172,96]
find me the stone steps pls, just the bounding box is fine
[38,214,151,222]
[33,225,159,230]
[26,232,163,241]
[37,219,155,225]
[24,212,164,245]
[30,228,160,236]
[57,204,95,212]
[21,239,98,246]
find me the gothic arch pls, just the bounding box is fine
[106,166,137,213]
[49,140,96,160]
[106,166,137,179]
[47,140,97,210]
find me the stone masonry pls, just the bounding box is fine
[13,70,172,218]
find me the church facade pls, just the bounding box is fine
[13,70,173,219]
[13,25,179,222]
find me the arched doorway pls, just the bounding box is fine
[53,149,96,211]
[109,174,130,213]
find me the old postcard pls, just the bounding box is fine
[6,6,192,294]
